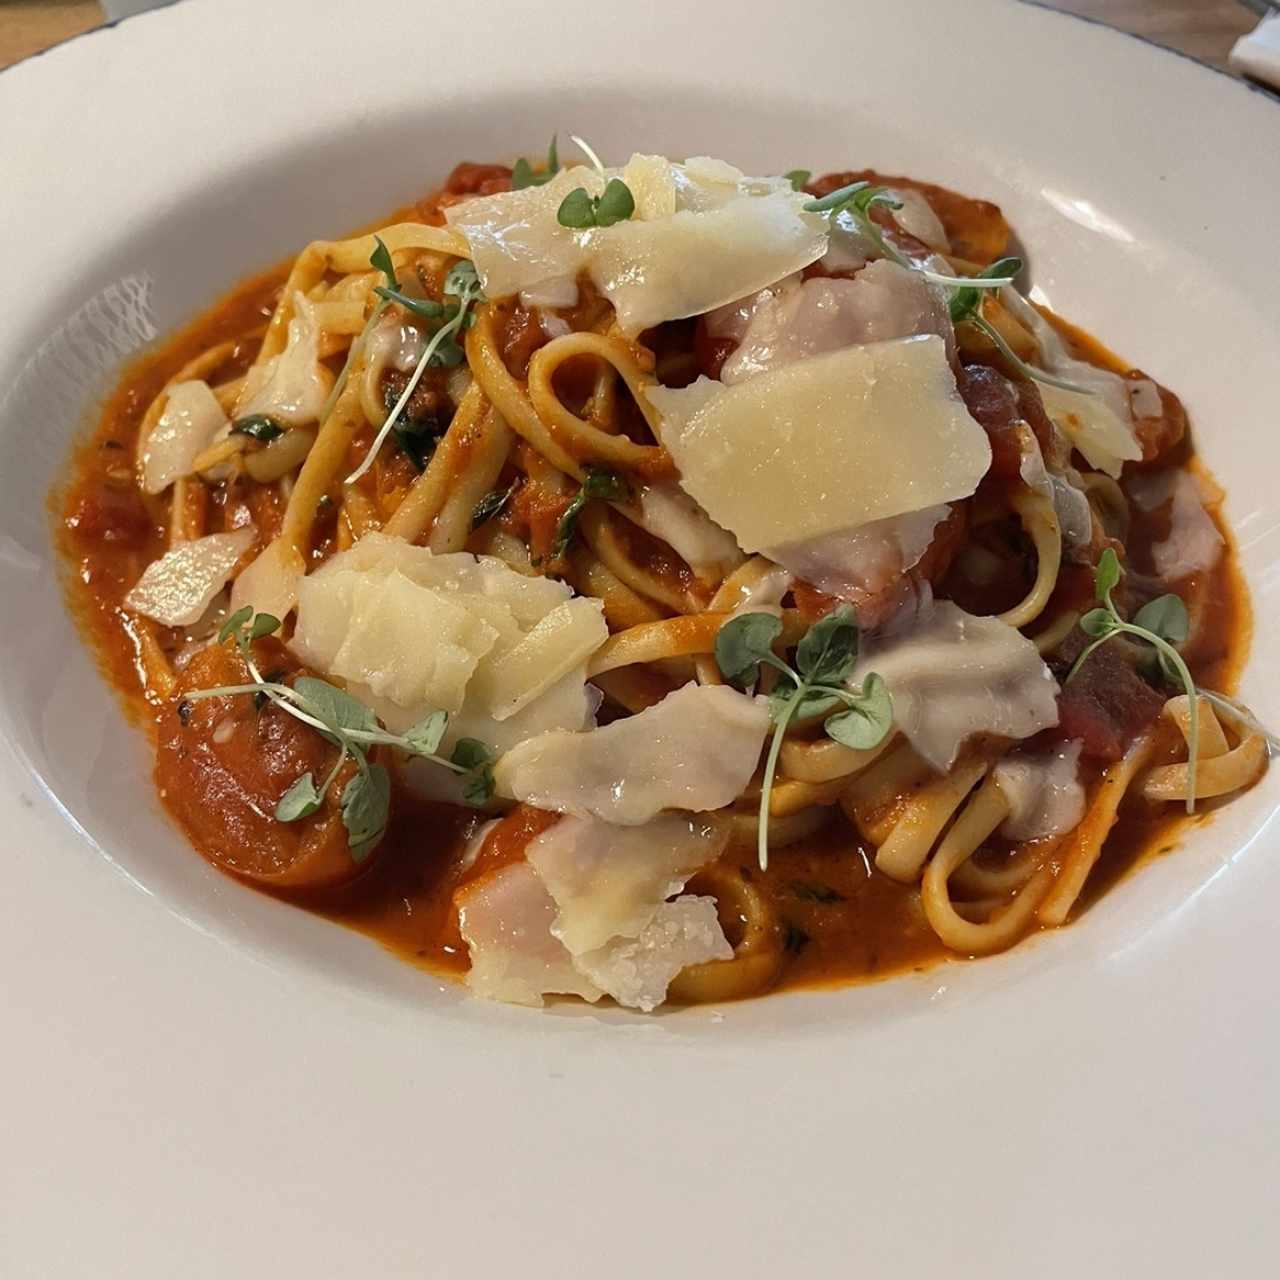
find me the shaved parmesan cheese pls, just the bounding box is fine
[527,813,727,953]
[237,293,334,426]
[851,600,1059,771]
[494,682,769,825]
[890,188,950,250]
[632,482,744,582]
[230,535,305,621]
[333,569,499,713]
[575,896,732,1013]
[141,380,228,494]
[446,155,827,337]
[648,335,991,553]
[1001,288,1140,477]
[125,526,255,627]
[292,533,606,778]
[717,261,953,386]
[993,741,1085,840]
[768,506,949,607]
[456,865,603,1007]
[468,599,608,721]
[1128,469,1223,579]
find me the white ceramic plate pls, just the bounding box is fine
[2,1,1278,1274]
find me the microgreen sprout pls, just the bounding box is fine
[804,181,910,267]
[715,605,893,870]
[345,258,485,486]
[784,169,811,192]
[551,466,629,560]
[569,134,606,175]
[557,178,636,229]
[1066,548,1200,811]
[512,135,560,189]
[186,607,494,858]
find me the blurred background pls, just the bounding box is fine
[1,0,1276,78]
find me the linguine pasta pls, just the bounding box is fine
[57,148,1266,1012]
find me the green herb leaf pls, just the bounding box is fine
[451,738,492,772]
[1094,546,1122,605]
[715,612,785,686]
[803,180,871,213]
[393,418,438,473]
[428,333,466,367]
[369,235,398,289]
[784,169,811,192]
[249,612,281,641]
[452,738,495,808]
[511,135,560,189]
[556,180,635,230]
[1079,607,1115,638]
[444,259,482,300]
[551,466,627,559]
[275,772,323,822]
[218,605,253,645]
[824,672,893,749]
[405,710,448,757]
[796,604,859,684]
[1133,594,1189,646]
[557,186,596,229]
[582,468,629,501]
[471,479,518,529]
[594,178,635,227]
[231,414,285,443]
[372,284,447,321]
[293,676,378,735]
[341,763,391,861]
[947,255,1024,325]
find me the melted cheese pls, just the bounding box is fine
[716,261,953,385]
[647,335,991,553]
[526,813,728,954]
[445,155,827,336]
[124,526,255,627]
[141,380,228,495]
[851,600,1059,771]
[493,682,769,825]
[237,293,334,426]
[993,742,1086,841]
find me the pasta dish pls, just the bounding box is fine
[57,141,1270,1012]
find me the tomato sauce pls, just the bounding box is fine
[52,180,1254,1001]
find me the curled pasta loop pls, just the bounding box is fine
[526,332,673,477]
[921,774,1057,954]
[588,609,808,676]
[1038,733,1158,926]
[467,306,584,480]
[997,488,1062,629]
[578,506,693,615]
[668,861,784,1004]
[1141,695,1266,804]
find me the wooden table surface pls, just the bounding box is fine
[0,0,1264,72]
